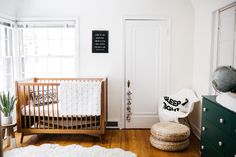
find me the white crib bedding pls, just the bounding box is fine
[21,103,101,117]
[21,81,102,117]
[59,81,101,116]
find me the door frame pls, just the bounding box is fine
[121,16,171,128]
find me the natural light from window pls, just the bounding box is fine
[0,22,14,92]
[18,21,77,79]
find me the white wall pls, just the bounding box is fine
[190,0,235,138]
[1,0,233,137]
[0,0,17,17]
[2,0,194,128]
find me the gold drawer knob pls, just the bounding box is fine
[218,141,223,147]
[203,108,207,112]
[202,127,206,131]
[219,118,224,124]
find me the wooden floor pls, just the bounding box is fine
[3,130,200,157]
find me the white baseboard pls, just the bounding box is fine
[190,122,201,140]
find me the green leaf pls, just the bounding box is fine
[0,94,3,111]
[0,91,16,117]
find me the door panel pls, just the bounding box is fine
[125,20,169,128]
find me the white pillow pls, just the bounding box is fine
[162,96,189,113]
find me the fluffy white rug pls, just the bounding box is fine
[4,144,137,157]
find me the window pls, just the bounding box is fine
[210,2,236,93]
[17,20,78,78]
[0,18,78,92]
[217,4,236,67]
[0,19,14,92]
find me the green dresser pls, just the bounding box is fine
[201,96,236,157]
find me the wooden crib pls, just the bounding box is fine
[15,78,107,143]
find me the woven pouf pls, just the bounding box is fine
[150,135,189,151]
[150,122,190,151]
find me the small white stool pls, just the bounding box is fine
[2,122,17,149]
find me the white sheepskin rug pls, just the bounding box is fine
[4,144,137,157]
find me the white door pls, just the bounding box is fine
[125,19,169,128]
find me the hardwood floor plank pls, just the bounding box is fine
[3,130,200,157]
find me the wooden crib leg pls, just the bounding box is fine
[20,133,24,144]
[100,134,104,144]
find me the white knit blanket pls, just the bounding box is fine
[59,81,101,116]
[4,144,137,157]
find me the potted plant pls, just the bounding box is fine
[0,91,17,125]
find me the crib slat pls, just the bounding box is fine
[80,115,82,129]
[90,115,92,129]
[33,86,36,128]
[85,115,87,129]
[47,85,50,129]
[23,86,26,128]
[66,116,68,129]
[37,85,41,129]
[52,85,55,129]
[76,116,78,130]
[56,85,59,129]
[28,85,31,128]
[42,86,45,129]
[62,116,64,129]
[95,115,97,129]
[71,115,73,130]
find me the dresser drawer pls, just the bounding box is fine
[231,113,236,140]
[200,139,223,157]
[230,141,236,157]
[202,98,231,134]
[201,120,230,156]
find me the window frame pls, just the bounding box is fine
[16,17,80,79]
[210,2,236,94]
[0,16,16,92]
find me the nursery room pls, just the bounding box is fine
[0,0,235,157]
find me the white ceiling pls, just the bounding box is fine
[0,0,235,17]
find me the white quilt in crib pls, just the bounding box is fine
[59,81,101,116]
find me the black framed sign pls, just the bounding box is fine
[92,30,109,53]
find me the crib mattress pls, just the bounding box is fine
[21,104,59,117]
[21,104,100,117]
